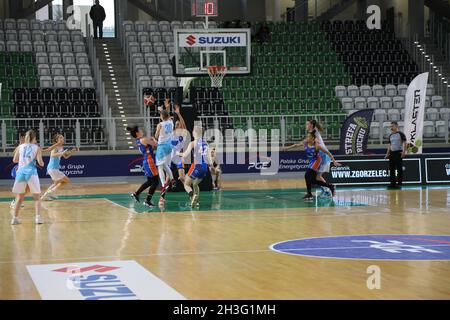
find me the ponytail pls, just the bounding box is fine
[308,119,324,133]
[126,126,139,138]
[25,129,36,144]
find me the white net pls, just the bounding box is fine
[207,66,227,88]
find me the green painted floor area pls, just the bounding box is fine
[0,188,366,213]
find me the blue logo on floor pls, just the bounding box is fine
[270,235,450,260]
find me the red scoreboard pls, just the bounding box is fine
[191,0,219,17]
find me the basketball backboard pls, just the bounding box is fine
[174,28,251,76]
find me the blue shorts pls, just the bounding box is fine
[175,161,184,170]
[188,163,208,180]
[156,142,173,166]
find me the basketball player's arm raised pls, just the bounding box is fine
[174,104,186,129]
[177,141,195,159]
[154,123,161,140]
[316,143,342,167]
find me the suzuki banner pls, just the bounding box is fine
[403,72,429,154]
[339,109,375,155]
[178,32,249,47]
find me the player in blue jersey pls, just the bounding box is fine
[41,134,77,201]
[11,130,45,225]
[127,126,160,207]
[177,126,212,207]
[170,104,189,185]
[303,132,341,201]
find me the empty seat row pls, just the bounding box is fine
[341,96,445,110]
[134,63,173,77]
[126,41,173,56]
[39,75,94,88]
[369,120,450,139]
[13,87,96,102]
[122,20,216,33]
[38,63,91,77]
[0,40,86,53]
[36,52,89,65]
[366,107,450,122]
[336,84,436,98]
[0,19,73,31]
[13,100,100,118]
[124,31,174,44]
[138,75,177,89]
[0,29,83,42]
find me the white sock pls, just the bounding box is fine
[164,164,174,180]
[158,166,166,186]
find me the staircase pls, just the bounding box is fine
[316,0,357,21]
[424,0,450,19]
[418,36,450,106]
[94,39,143,150]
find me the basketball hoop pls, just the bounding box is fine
[207,66,227,88]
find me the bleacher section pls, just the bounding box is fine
[337,83,450,140]
[191,21,350,141]
[0,18,101,146]
[323,20,419,86]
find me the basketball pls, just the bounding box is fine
[144,95,155,106]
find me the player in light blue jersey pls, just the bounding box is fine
[10,133,25,209]
[11,130,45,225]
[41,134,77,201]
[155,107,175,206]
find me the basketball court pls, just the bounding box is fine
[1,0,450,303]
[1,179,450,300]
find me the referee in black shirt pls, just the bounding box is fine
[385,121,407,188]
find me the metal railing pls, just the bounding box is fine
[428,11,450,62]
[1,112,449,153]
[85,13,109,118]
[400,32,450,104]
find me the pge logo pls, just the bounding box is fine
[248,162,271,171]
[186,35,196,46]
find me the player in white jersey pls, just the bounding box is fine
[155,108,175,205]
[306,119,333,197]
[11,130,45,225]
[170,104,189,185]
[41,134,77,201]
[208,145,222,191]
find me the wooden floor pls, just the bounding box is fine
[1,179,450,300]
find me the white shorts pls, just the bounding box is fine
[156,142,173,166]
[48,169,67,182]
[12,175,41,194]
